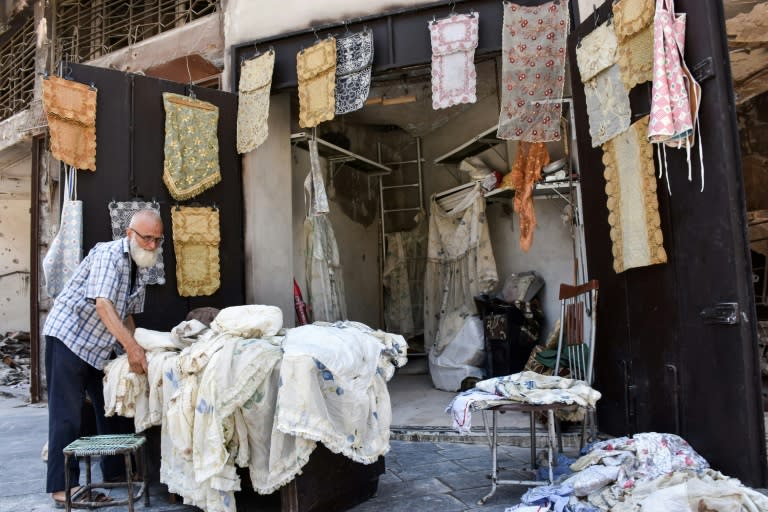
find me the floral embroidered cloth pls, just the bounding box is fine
[237,49,275,154]
[162,93,221,200]
[425,184,497,364]
[42,76,97,171]
[297,38,336,128]
[612,0,655,42]
[603,116,667,273]
[497,1,569,142]
[429,13,479,110]
[108,200,165,285]
[584,64,631,147]
[575,20,617,83]
[171,206,221,296]
[335,29,373,114]
[304,214,347,322]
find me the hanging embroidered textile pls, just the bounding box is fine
[648,0,704,192]
[603,116,667,273]
[575,20,617,83]
[304,140,330,216]
[237,49,275,154]
[584,64,631,147]
[383,217,427,339]
[297,38,337,128]
[611,0,655,89]
[304,214,347,322]
[510,141,550,252]
[162,93,221,201]
[171,206,220,297]
[42,76,97,171]
[497,1,569,142]
[429,12,479,110]
[108,200,165,285]
[335,29,373,115]
[612,0,655,43]
[424,184,497,361]
[42,167,82,298]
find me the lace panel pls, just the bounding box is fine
[108,200,165,285]
[617,23,653,89]
[335,29,373,115]
[237,50,275,154]
[42,76,97,171]
[171,206,221,297]
[497,1,569,142]
[429,13,479,110]
[297,38,337,128]
[602,116,667,273]
[584,64,631,147]
[575,20,617,83]
[612,0,655,42]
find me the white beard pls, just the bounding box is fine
[129,238,159,268]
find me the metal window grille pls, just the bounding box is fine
[54,0,219,64]
[0,10,36,121]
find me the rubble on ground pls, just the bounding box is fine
[0,331,30,388]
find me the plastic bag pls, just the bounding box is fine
[429,315,485,391]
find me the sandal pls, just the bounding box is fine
[53,490,113,508]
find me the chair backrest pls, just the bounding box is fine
[554,280,599,384]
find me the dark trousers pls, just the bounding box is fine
[45,336,126,493]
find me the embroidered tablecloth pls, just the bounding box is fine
[335,29,373,114]
[297,38,336,128]
[42,76,97,171]
[237,49,275,154]
[429,13,479,110]
[171,206,221,296]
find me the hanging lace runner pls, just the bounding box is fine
[297,38,337,128]
[429,12,479,110]
[648,0,704,193]
[575,20,617,83]
[497,1,569,142]
[42,76,97,171]
[612,0,655,89]
[584,64,631,148]
[335,29,373,114]
[108,200,165,285]
[237,49,275,154]
[603,116,667,273]
[171,206,221,297]
[304,214,347,322]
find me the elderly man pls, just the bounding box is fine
[43,209,163,507]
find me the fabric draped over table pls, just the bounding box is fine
[103,308,408,512]
[162,93,221,200]
[497,1,569,142]
[429,13,479,110]
[108,200,165,285]
[297,38,337,128]
[425,184,497,365]
[42,75,97,171]
[603,116,667,273]
[511,141,550,252]
[383,218,427,339]
[171,206,221,296]
[335,29,373,115]
[237,49,275,154]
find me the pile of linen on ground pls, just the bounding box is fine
[508,432,768,512]
[103,305,408,512]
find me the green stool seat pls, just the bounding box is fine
[62,434,149,511]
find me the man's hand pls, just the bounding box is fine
[126,343,148,375]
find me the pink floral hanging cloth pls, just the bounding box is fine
[429,12,479,110]
[497,0,569,142]
[647,0,704,192]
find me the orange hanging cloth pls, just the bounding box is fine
[511,141,550,252]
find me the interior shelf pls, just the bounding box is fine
[433,124,504,165]
[484,179,576,201]
[291,131,391,176]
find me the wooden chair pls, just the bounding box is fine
[477,279,599,505]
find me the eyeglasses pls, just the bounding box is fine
[129,227,164,245]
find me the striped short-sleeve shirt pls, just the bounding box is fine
[43,237,147,370]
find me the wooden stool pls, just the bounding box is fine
[62,434,149,511]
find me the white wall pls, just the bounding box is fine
[0,198,31,332]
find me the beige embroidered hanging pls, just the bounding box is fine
[42,75,97,171]
[613,0,655,89]
[297,38,336,128]
[237,49,275,154]
[602,116,667,273]
[171,206,221,297]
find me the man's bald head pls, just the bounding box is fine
[128,209,162,231]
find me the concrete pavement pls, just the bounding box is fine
[0,388,567,512]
